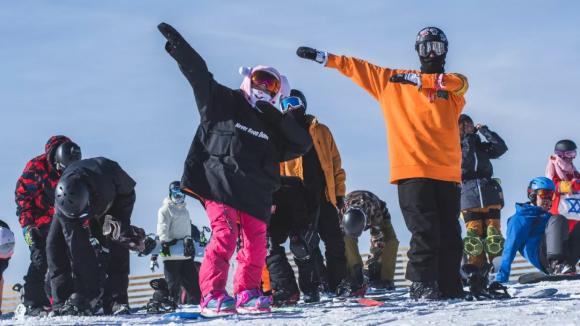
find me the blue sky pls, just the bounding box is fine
[1,1,579,286]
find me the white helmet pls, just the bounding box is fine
[0,227,15,259]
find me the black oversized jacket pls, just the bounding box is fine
[169,42,312,223]
[460,127,508,210]
[58,157,136,224]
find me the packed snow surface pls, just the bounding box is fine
[3,280,580,325]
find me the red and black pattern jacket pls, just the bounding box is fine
[15,136,71,229]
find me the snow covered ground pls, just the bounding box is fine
[3,279,580,325]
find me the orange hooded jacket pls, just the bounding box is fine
[280,115,346,207]
[325,54,468,184]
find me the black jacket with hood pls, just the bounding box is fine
[460,126,508,210]
[164,30,312,223]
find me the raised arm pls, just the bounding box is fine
[477,126,508,159]
[296,47,390,100]
[158,23,231,121]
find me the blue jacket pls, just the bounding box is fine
[496,203,551,282]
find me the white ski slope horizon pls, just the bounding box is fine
[2,279,580,325]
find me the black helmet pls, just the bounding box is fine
[415,26,448,54]
[290,89,307,110]
[54,142,81,172]
[554,139,577,152]
[55,173,90,219]
[342,207,367,237]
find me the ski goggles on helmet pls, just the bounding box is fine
[417,41,447,57]
[250,70,281,96]
[280,96,304,112]
[170,187,185,201]
[555,150,577,159]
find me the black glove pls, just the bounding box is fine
[336,196,345,211]
[140,236,157,256]
[255,100,283,126]
[157,22,196,65]
[160,242,171,257]
[183,236,195,257]
[389,73,421,86]
[296,46,326,64]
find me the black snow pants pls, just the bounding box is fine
[398,178,463,297]
[163,259,201,304]
[267,177,310,294]
[22,225,50,308]
[545,214,580,265]
[47,215,101,307]
[294,199,347,293]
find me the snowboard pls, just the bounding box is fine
[525,288,558,298]
[162,311,200,320]
[518,272,580,284]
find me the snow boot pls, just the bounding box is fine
[302,290,320,303]
[200,290,236,317]
[50,293,94,316]
[111,302,131,315]
[548,260,576,275]
[409,281,441,300]
[368,279,395,292]
[145,278,177,314]
[272,288,300,307]
[235,289,271,314]
[335,279,354,299]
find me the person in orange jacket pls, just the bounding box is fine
[296,26,468,300]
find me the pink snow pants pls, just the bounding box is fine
[199,199,267,296]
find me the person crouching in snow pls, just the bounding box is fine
[341,190,400,294]
[155,181,201,305]
[157,23,312,316]
[496,177,580,283]
[458,114,508,269]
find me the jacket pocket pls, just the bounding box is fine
[206,130,233,156]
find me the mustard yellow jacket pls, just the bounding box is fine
[280,115,346,207]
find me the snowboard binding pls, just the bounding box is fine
[145,278,177,314]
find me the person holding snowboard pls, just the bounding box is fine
[496,177,580,283]
[458,114,508,269]
[48,157,151,316]
[155,181,201,305]
[278,89,355,301]
[296,26,468,299]
[14,135,81,316]
[341,190,400,293]
[157,23,312,316]
[545,140,580,230]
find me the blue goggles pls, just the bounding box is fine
[170,187,184,199]
[280,96,304,112]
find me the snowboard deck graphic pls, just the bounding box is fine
[518,272,580,284]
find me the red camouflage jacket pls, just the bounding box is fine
[15,136,71,229]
